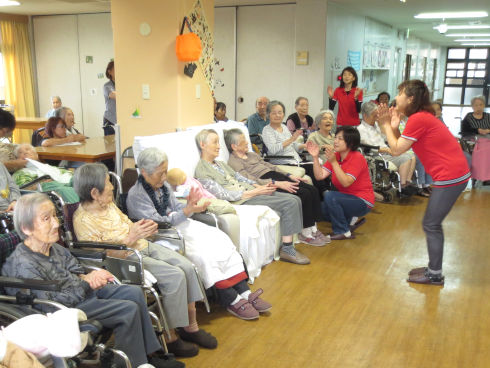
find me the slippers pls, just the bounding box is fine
[407,270,444,286]
[416,188,431,197]
[408,267,427,276]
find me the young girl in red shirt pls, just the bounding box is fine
[378,80,470,286]
[327,67,363,126]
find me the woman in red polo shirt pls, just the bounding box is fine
[378,80,470,286]
[327,67,363,126]
[307,126,374,240]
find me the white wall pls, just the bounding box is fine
[325,2,446,109]
[33,13,113,138]
[213,7,236,119]
[214,0,327,120]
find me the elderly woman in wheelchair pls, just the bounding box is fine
[72,163,217,358]
[1,193,173,368]
[127,148,271,321]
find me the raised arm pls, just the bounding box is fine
[305,141,330,181]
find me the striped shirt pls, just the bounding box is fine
[461,112,490,136]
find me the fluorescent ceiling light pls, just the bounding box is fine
[444,25,490,30]
[0,0,20,6]
[446,33,490,37]
[461,43,490,46]
[415,11,488,19]
[455,39,490,42]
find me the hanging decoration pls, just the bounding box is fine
[186,0,214,91]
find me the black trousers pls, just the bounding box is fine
[301,163,331,194]
[260,171,323,228]
[216,280,250,307]
[103,118,115,136]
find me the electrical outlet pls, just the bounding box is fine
[195,84,201,99]
[142,84,150,100]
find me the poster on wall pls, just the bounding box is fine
[347,50,361,71]
[187,0,214,92]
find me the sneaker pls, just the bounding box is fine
[165,338,199,358]
[279,247,310,265]
[313,230,331,244]
[248,288,272,313]
[298,233,326,247]
[227,299,259,320]
[176,328,217,349]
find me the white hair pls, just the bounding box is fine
[137,147,168,174]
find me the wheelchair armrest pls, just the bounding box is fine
[19,175,51,189]
[72,241,128,251]
[70,248,106,261]
[79,319,103,335]
[0,276,61,292]
[359,143,380,154]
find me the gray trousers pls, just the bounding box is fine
[77,284,161,367]
[244,191,303,236]
[131,243,203,329]
[423,181,466,273]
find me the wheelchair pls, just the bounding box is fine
[0,231,131,368]
[44,190,172,355]
[359,143,416,203]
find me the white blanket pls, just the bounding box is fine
[232,204,280,283]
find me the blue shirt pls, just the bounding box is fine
[246,113,269,144]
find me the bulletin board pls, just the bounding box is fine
[187,0,214,92]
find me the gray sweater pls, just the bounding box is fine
[0,162,20,211]
[1,242,92,312]
[127,181,189,225]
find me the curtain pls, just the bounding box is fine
[0,20,36,143]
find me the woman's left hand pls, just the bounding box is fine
[324,145,337,163]
[185,187,209,213]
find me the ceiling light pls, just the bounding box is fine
[0,0,20,6]
[455,39,490,42]
[435,23,448,34]
[443,25,490,30]
[461,43,490,46]
[415,11,488,19]
[446,33,490,37]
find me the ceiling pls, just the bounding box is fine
[2,0,490,47]
[0,0,110,15]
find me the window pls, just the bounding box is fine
[443,48,490,105]
[0,53,5,102]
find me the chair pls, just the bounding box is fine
[0,231,131,368]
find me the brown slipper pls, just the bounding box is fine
[408,267,427,276]
[407,271,444,286]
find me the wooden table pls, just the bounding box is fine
[35,135,116,163]
[15,117,46,130]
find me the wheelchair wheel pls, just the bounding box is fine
[0,303,36,327]
[382,188,397,203]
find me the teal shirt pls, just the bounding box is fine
[247,113,269,144]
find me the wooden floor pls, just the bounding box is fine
[181,187,490,368]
